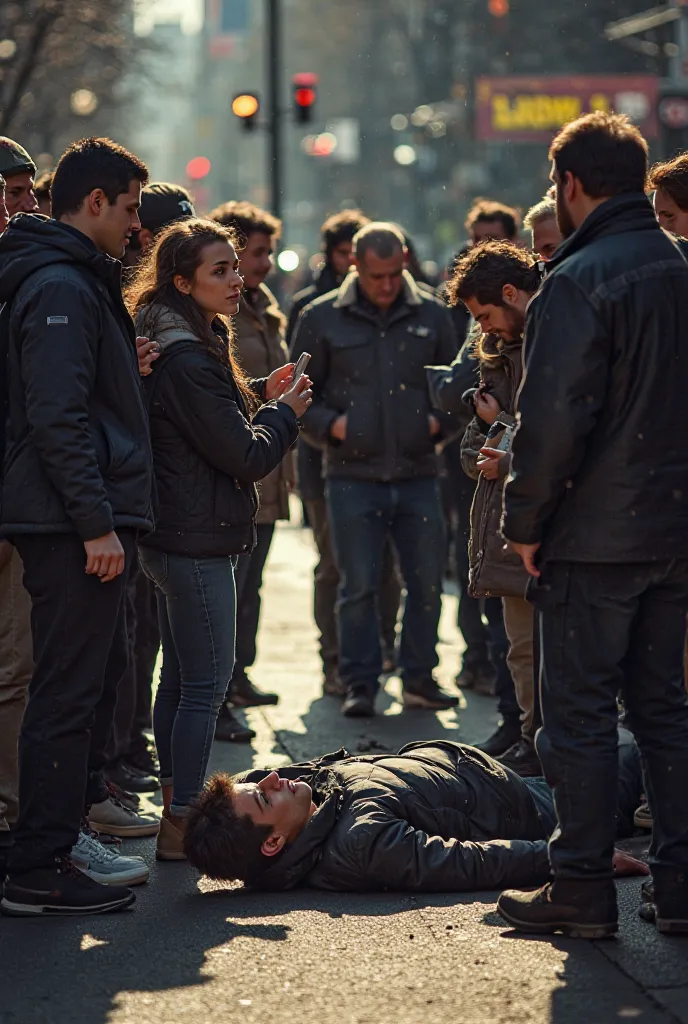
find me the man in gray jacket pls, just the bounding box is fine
[292,223,459,717]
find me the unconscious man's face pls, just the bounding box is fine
[232,772,316,857]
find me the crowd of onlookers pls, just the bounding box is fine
[1,110,688,937]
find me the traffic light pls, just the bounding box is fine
[488,0,509,15]
[232,92,260,131]
[293,73,317,124]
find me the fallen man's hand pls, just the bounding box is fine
[612,849,649,877]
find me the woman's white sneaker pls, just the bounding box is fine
[71,830,150,886]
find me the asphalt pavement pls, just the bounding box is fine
[1,517,687,1024]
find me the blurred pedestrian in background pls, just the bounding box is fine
[210,201,296,723]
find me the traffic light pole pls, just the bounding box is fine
[267,0,283,225]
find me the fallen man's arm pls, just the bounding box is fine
[312,813,552,893]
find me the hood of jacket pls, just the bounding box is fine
[254,769,345,890]
[548,192,661,271]
[0,213,123,304]
[135,303,198,352]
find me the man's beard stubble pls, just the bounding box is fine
[556,189,576,240]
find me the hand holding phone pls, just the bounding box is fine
[293,351,311,382]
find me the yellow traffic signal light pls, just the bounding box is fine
[232,93,260,130]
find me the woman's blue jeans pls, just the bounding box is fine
[138,547,237,817]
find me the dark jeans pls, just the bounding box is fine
[9,531,135,875]
[524,727,643,840]
[139,547,236,816]
[326,477,444,688]
[232,523,275,684]
[533,560,688,880]
[305,497,402,674]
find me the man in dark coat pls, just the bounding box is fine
[287,210,401,698]
[182,734,646,898]
[0,138,154,917]
[498,112,688,938]
[292,223,460,717]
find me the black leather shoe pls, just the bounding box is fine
[498,738,543,777]
[342,685,376,718]
[639,869,688,934]
[125,744,160,778]
[230,673,279,707]
[403,677,459,711]
[214,703,256,743]
[497,881,618,939]
[475,720,522,758]
[107,761,160,793]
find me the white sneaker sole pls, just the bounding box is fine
[1,892,135,916]
[88,819,160,838]
[82,866,149,886]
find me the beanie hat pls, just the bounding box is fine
[139,182,196,235]
[0,138,36,179]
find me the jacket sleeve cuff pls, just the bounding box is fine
[73,507,116,542]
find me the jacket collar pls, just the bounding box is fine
[239,282,284,326]
[333,268,422,310]
[549,192,659,270]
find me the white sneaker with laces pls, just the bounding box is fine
[71,830,150,886]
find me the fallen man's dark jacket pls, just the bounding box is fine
[236,741,553,892]
[235,739,641,893]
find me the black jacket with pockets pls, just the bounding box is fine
[0,215,153,540]
[236,741,551,893]
[504,194,688,562]
[291,271,459,482]
[140,308,299,557]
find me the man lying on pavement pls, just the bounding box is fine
[183,736,647,892]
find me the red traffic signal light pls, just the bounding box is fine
[488,0,509,15]
[232,92,260,131]
[293,73,317,124]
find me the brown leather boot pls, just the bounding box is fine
[156,811,186,862]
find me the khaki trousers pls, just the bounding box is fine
[0,548,33,823]
[502,595,535,739]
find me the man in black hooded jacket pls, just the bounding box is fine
[0,138,153,917]
[497,112,688,938]
[183,735,645,898]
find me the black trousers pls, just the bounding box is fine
[232,523,276,683]
[9,531,135,875]
[105,564,160,764]
[533,559,688,881]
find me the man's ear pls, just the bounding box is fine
[139,227,155,253]
[563,170,577,203]
[502,282,518,305]
[261,832,287,858]
[86,188,107,217]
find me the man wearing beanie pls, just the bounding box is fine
[122,181,195,268]
[0,138,39,218]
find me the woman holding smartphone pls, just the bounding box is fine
[128,218,311,860]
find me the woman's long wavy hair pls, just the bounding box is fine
[126,217,257,412]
